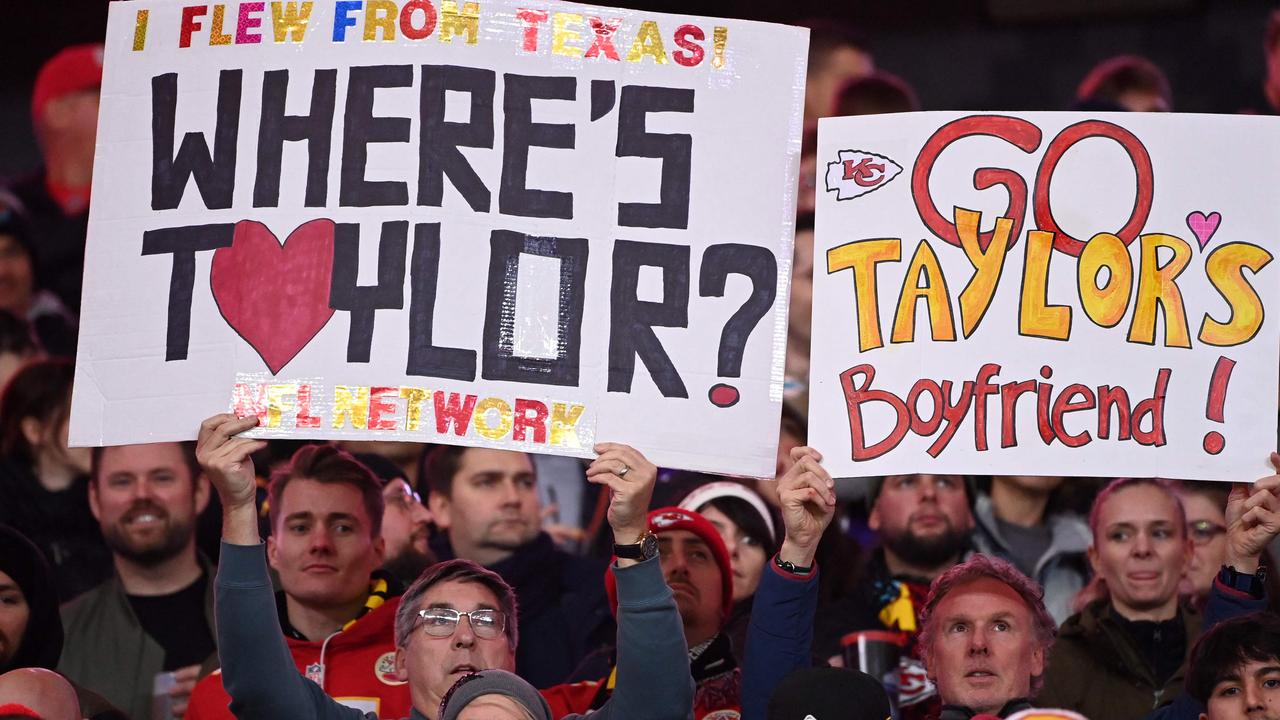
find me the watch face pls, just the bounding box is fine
[641,532,660,560]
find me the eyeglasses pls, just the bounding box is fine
[416,608,506,639]
[1187,520,1227,546]
[383,483,422,509]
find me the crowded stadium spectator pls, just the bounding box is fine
[0,195,75,358]
[8,45,101,314]
[557,505,739,717]
[1244,9,1280,114]
[834,70,921,115]
[198,413,692,720]
[740,446,839,720]
[0,525,123,720]
[0,311,37,399]
[188,441,410,719]
[59,442,214,720]
[354,452,437,587]
[424,446,612,688]
[1076,55,1173,111]
[679,481,780,664]
[0,359,107,600]
[814,473,974,720]
[0,669,82,720]
[920,554,1058,719]
[1182,612,1280,720]
[971,476,1090,624]
[801,20,874,124]
[1177,481,1231,605]
[1037,463,1280,720]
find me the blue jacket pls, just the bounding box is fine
[741,557,819,720]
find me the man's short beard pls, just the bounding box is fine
[103,518,193,567]
[884,526,969,572]
[382,548,437,586]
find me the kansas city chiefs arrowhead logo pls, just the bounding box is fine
[825,150,903,200]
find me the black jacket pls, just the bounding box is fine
[0,524,126,720]
[7,170,89,314]
[0,458,111,601]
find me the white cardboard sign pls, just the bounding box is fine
[70,0,808,477]
[810,112,1280,481]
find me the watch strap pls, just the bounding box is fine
[1219,564,1266,597]
[774,554,813,575]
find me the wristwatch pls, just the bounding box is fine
[1219,564,1267,597]
[614,531,659,561]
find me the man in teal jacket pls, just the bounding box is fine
[197,413,694,720]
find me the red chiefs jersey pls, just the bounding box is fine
[186,597,411,720]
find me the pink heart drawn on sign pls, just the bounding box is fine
[210,219,336,374]
[1186,211,1221,250]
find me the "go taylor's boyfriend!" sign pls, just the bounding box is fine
[810,112,1280,482]
[70,0,807,477]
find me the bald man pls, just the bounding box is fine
[0,668,81,720]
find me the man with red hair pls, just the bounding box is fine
[917,555,1059,720]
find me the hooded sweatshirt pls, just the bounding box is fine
[0,524,125,720]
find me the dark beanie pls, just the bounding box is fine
[440,670,552,720]
[768,667,892,720]
[0,525,63,672]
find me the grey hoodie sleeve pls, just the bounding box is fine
[576,556,695,720]
[215,542,373,720]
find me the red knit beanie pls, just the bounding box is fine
[604,507,734,625]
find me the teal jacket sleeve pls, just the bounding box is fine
[215,542,373,720]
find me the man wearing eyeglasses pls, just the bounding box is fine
[186,441,412,720]
[196,413,694,720]
[1175,481,1231,606]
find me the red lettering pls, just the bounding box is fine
[1131,368,1170,446]
[1097,385,1132,440]
[512,399,549,443]
[434,391,478,436]
[907,379,944,436]
[585,16,621,60]
[400,0,438,40]
[232,382,268,422]
[971,363,1001,451]
[1036,366,1055,445]
[839,364,910,461]
[927,380,975,458]
[999,379,1037,448]
[516,8,548,52]
[1051,384,1096,447]
[368,386,399,430]
[296,384,321,428]
[671,24,704,67]
[1032,120,1154,256]
[912,115,1041,252]
[180,5,208,48]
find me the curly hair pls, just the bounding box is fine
[918,554,1057,696]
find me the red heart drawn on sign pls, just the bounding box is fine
[210,219,336,374]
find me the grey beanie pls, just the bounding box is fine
[439,670,553,720]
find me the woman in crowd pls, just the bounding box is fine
[680,481,780,663]
[1036,478,1196,720]
[0,358,108,600]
